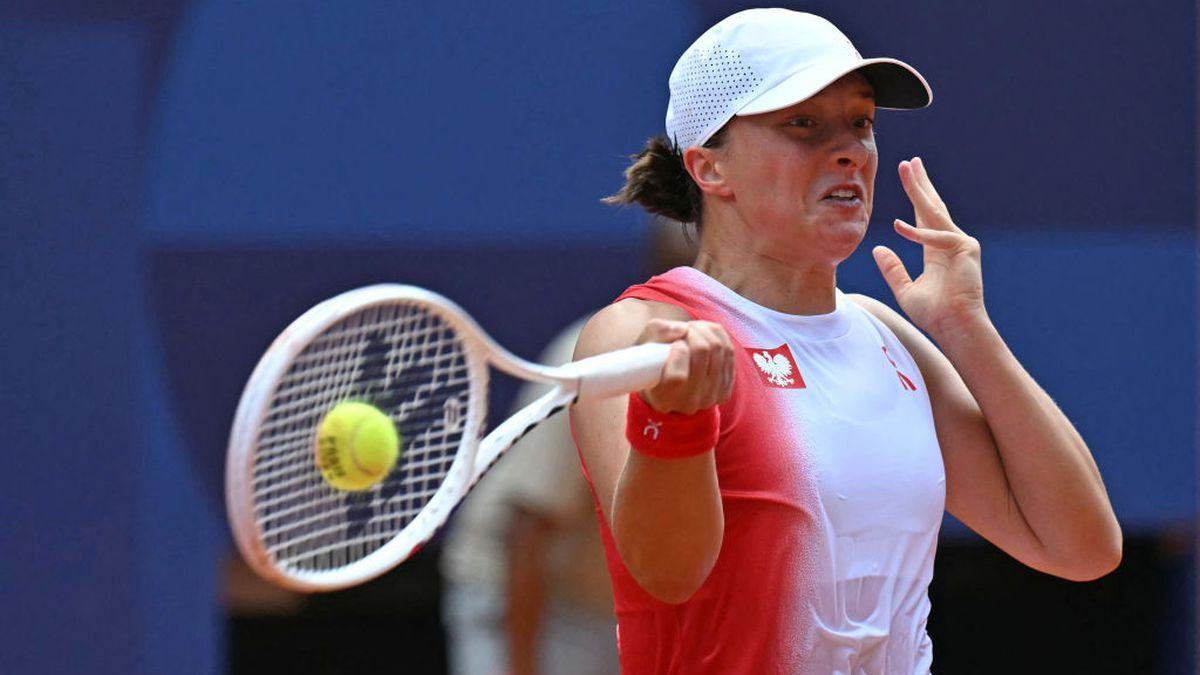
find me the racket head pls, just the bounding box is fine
[225,284,490,592]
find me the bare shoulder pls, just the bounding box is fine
[573,298,692,360]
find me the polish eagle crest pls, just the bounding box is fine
[753,350,794,387]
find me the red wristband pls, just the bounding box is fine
[625,393,720,460]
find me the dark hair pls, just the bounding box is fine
[603,128,727,225]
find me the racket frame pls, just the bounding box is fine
[226,284,668,592]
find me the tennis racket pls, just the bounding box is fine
[225,284,669,592]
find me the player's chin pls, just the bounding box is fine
[821,216,870,253]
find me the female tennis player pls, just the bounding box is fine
[570,9,1122,673]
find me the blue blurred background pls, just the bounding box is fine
[0,0,1194,673]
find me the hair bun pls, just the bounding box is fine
[603,136,699,224]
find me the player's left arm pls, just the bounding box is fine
[857,157,1122,582]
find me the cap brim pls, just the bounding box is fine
[737,56,931,116]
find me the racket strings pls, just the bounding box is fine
[249,301,476,575]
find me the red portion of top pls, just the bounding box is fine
[574,270,823,674]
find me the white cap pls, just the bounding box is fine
[665,8,932,150]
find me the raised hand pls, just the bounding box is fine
[871,157,987,340]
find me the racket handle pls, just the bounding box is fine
[565,342,672,403]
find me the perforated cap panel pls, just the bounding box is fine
[666,42,763,151]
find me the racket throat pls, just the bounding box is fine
[470,387,577,482]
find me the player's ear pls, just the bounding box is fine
[682,146,733,198]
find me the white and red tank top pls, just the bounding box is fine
[584,266,946,674]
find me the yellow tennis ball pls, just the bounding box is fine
[315,401,400,491]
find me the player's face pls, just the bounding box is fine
[718,73,878,266]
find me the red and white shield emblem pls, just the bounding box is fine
[745,344,805,389]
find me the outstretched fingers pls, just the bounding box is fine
[894,218,963,250]
[872,245,913,296]
[899,157,962,234]
[897,159,935,215]
[911,157,948,207]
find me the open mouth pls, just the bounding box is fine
[820,186,864,207]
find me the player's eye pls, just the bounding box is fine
[854,116,875,130]
[786,117,816,129]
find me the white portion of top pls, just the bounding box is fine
[677,267,945,674]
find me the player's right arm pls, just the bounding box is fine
[570,298,734,604]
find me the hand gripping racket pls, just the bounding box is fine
[225,284,668,592]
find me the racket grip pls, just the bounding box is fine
[565,342,672,403]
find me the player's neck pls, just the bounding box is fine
[692,245,838,316]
